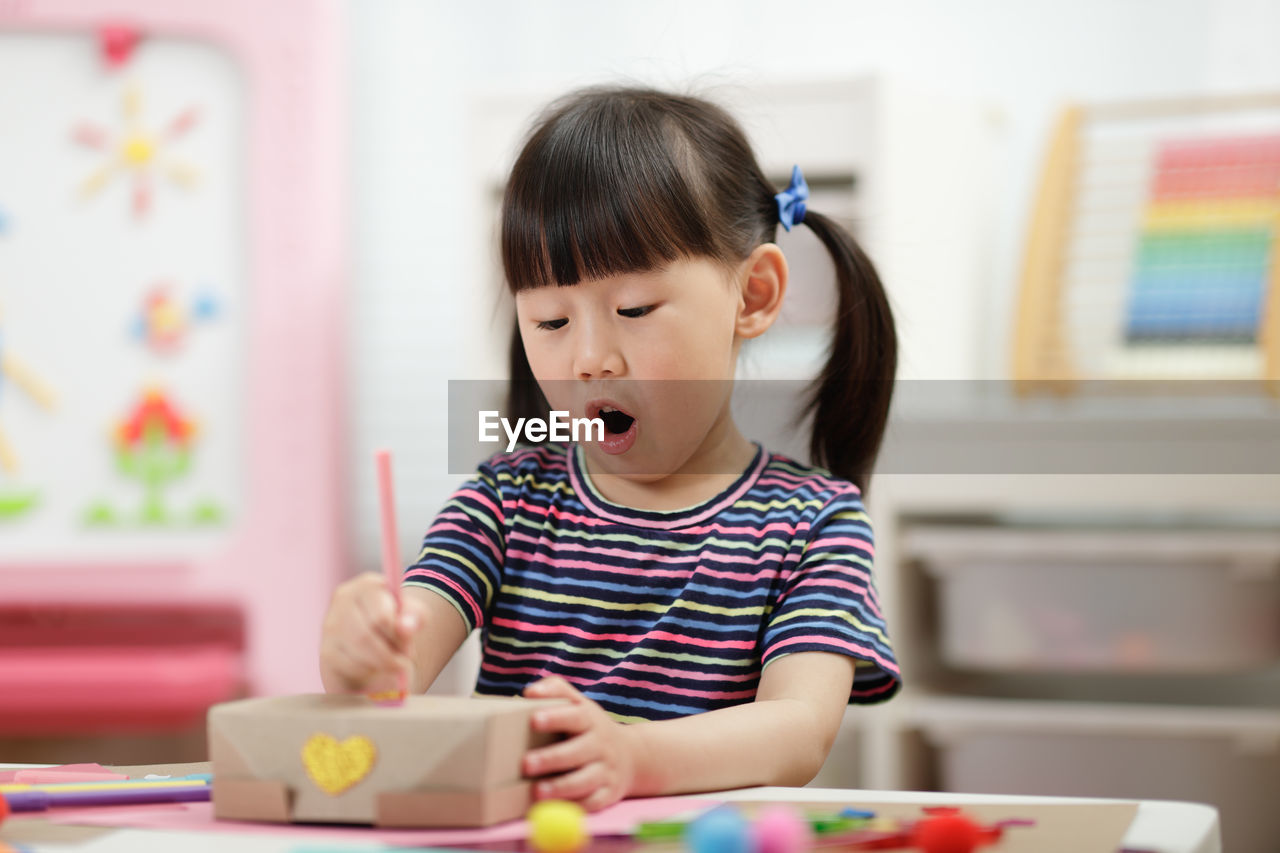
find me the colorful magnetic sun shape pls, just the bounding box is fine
[74,82,200,219]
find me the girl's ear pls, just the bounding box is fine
[735,243,788,339]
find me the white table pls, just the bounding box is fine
[0,765,1220,853]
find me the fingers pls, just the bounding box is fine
[323,642,375,686]
[350,597,405,667]
[525,728,598,777]
[580,783,625,813]
[535,761,606,802]
[530,702,594,736]
[321,572,413,691]
[340,633,392,675]
[534,762,625,811]
[523,675,582,701]
[352,578,402,647]
[518,684,632,812]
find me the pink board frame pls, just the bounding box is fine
[0,0,347,696]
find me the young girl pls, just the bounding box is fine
[320,86,900,811]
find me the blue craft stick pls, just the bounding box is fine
[839,807,876,819]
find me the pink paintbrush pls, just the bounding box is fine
[369,448,408,706]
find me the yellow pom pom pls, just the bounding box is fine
[528,799,588,853]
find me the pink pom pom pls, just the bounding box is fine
[752,805,813,853]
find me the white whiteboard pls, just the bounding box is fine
[0,33,245,560]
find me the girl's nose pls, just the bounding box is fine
[572,325,625,380]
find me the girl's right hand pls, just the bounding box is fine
[319,572,421,694]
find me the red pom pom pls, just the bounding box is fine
[0,792,11,826]
[913,812,983,853]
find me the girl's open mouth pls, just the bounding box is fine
[588,400,638,455]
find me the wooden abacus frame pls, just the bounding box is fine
[1012,94,1280,388]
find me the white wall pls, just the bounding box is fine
[346,0,1280,624]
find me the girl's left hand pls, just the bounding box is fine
[521,676,637,811]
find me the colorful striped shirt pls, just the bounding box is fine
[404,442,900,723]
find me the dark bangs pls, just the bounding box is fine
[501,89,748,292]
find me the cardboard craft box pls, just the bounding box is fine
[209,694,563,827]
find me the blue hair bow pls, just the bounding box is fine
[774,165,809,232]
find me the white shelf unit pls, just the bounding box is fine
[913,525,1280,673]
[832,459,1280,853]
[905,696,1280,853]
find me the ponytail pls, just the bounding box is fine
[800,212,897,495]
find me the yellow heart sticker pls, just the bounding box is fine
[301,732,377,795]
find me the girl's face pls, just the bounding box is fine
[514,256,745,481]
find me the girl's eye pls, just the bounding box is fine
[536,318,568,331]
[618,305,655,318]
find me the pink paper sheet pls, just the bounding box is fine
[50,797,716,845]
[1,762,115,784]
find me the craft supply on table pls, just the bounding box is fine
[143,773,214,782]
[288,848,480,853]
[685,805,754,853]
[0,781,210,819]
[634,804,1032,853]
[45,795,721,845]
[752,804,814,853]
[528,799,588,853]
[0,779,211,793]
[636,807,870,843]
[11,769,127,784]
[372,448,407,706]
[209,693,563,827]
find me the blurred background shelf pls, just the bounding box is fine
[902,696,1280,853]
[913,523,1280,673]
[842,424,1280,852]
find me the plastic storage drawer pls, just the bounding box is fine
[921,704,1280,853]
[912,527,1280,672]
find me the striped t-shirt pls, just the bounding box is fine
[404,442,899,723]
